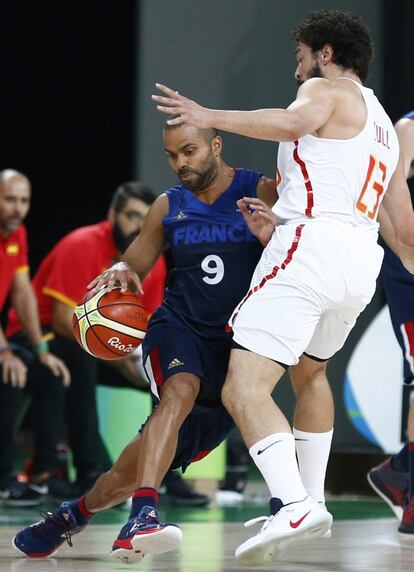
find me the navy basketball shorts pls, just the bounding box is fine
[140,307,235,470]
[382,246,414,383]
[142,307,232,406]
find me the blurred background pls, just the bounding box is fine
[1,0,412,268]
[1,0,414,486]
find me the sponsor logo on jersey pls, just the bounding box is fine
[175,210,187,220]
[168,358,184,369]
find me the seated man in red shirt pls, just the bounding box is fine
[7,181,208,505]
[0,169,70,505]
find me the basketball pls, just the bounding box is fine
[72,287,148,360]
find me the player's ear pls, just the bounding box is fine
[320,43,333,65]
[213,135,222,156]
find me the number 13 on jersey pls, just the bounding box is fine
[356,154,387,220]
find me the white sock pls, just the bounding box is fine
[249,433,307,505]
[293,427,333,504]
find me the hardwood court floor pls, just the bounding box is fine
[1,500,413,571]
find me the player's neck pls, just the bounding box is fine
[325,65,362,84]
[193,163,235,204]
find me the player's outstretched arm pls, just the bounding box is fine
[88,195,168,294]
[152,79,334,142]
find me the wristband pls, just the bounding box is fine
[0,346,11,355]
[34,340,49,355]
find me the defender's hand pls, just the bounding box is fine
[152,83,213,128]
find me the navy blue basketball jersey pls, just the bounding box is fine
[161,168,264,336]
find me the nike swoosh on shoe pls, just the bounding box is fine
[290,510,312,529]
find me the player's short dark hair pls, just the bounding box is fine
[293,10,374,82]
[110,181,157,212]
[164,115,218,144]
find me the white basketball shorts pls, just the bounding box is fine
[230,221,384,366]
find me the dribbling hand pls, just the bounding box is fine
[87,262,143,296]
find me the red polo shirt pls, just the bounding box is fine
[0,225,29,311]
[7,220,167,335]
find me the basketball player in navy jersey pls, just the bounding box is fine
[13,121,277,562]
[368,111,414,534]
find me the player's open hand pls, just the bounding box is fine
[87,261,143,296]
[1,350,27,388]
[38,352,71,387]
[237,197,277,246]
[152,83,213,129]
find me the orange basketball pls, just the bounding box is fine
[72,287,148,360]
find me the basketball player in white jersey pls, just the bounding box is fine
[153,9,414,566]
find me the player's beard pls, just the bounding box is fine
[297,60,323,86]
[112,221,139,254]
[177,152,218,193]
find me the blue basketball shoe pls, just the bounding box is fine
[111,505,182,564]
[12,501,89,558]
[367,457,408,519]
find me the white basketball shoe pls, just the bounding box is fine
[235,496,333,566]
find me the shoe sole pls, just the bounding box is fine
[366,472,403,520]
[11,536,59,558]
[236,512,332,567]
[111,525,183,564]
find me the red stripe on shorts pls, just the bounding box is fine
[403,322,414,356]
[293,140,314,217]
[192,450,211,463]
[150,346,164,387]
[230,224,305,327]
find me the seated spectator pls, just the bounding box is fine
[0,169,70,505]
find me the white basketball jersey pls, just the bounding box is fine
[274,79,399,233]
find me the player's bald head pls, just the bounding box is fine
[163,118,218,144]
